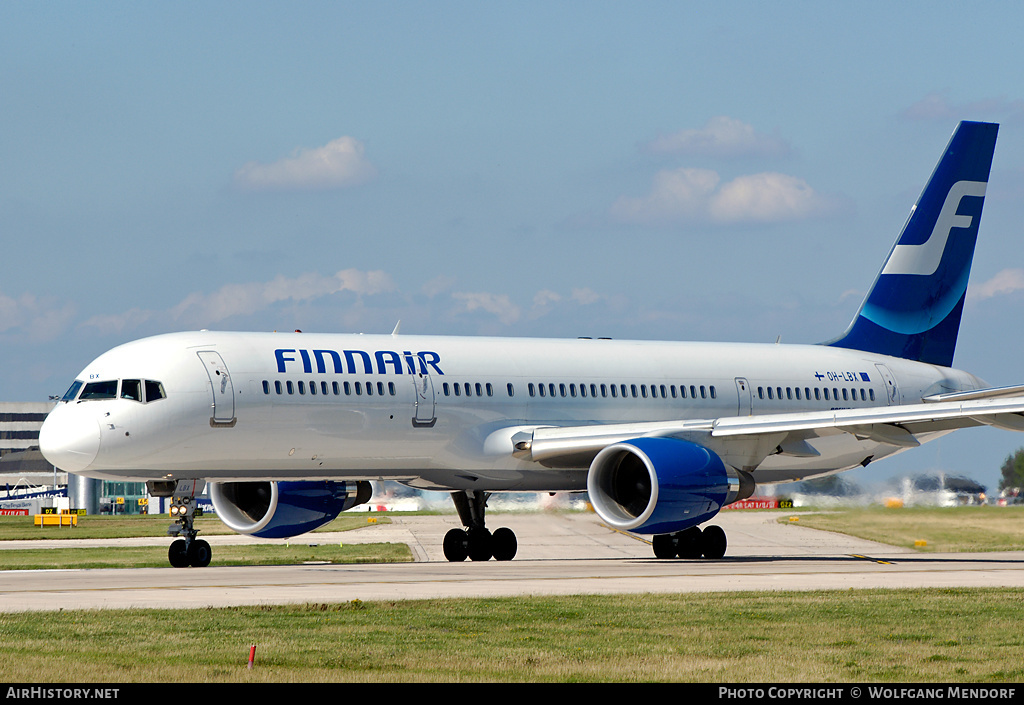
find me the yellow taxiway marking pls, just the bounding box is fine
[850,554,895,565]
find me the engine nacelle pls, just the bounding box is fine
[587,437,753,535]
[209,480,372,539]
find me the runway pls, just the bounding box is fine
[1,511,1022,612]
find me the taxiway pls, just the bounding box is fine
[0,512,1021,612]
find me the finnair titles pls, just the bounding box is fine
[275,348,444,376]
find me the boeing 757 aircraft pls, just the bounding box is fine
[40,121,1024,568]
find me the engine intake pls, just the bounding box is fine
[587,437,753,535]
[209,480,372,539]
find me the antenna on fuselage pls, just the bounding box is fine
[391,320,401,336]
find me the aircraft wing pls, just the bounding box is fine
[518,390,1024,470]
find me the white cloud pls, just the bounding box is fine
[233,136,377,191]
[610,168,834,226]
[422,275,456,298]
[571,288,601,305]
[80,268,395,333]
[0,292,77,342]
[709,172,830,224]
[532,290,562,308]
[645,116,791,159]
[969,268,1024,301]
[171,269,394,324]
[610,168,720,224]
[450,292,521,325]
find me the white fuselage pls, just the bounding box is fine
[39,330,986,491]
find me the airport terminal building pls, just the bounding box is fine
[0,402,148,515]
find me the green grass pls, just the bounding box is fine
[0,589,1021,682]
[782,505,1024,552]
[0,542,411,570]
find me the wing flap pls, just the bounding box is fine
[923,383,1024,403]
[710,396,1024,438]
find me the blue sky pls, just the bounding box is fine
[4,2,1024,493]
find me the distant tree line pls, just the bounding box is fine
[1000,448,1024,491]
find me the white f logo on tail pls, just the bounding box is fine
[881,180,987,276]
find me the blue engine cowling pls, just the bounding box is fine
[209,480,372,539]
[587,437,749,535]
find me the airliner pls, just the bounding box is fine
[39,121,1024,568]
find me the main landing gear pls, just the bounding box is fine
[442,490,518,562]
[652,525,727,560]
[147,479,212,568]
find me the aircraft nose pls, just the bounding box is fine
[39,406,100,473]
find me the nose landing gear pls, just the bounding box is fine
[148,479,212,568]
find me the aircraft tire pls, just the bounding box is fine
[187,539,212,568]
[652,533,678,559]
[443,528,469,562]
[168,539,189,568]
[491,527,517,561]
[701,525,727,559]
[467,527,493,561]
[676,527,704,559]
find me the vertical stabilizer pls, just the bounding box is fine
[827,121,998,367]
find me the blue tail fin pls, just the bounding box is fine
[826,121,998,367]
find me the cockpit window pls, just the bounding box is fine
[121,379,142,402]
[61,380,84,403]
[145,380,166,402]
[80,380,118,400]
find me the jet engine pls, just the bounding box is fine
[209,480,372,539]
[587,437,754,535]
